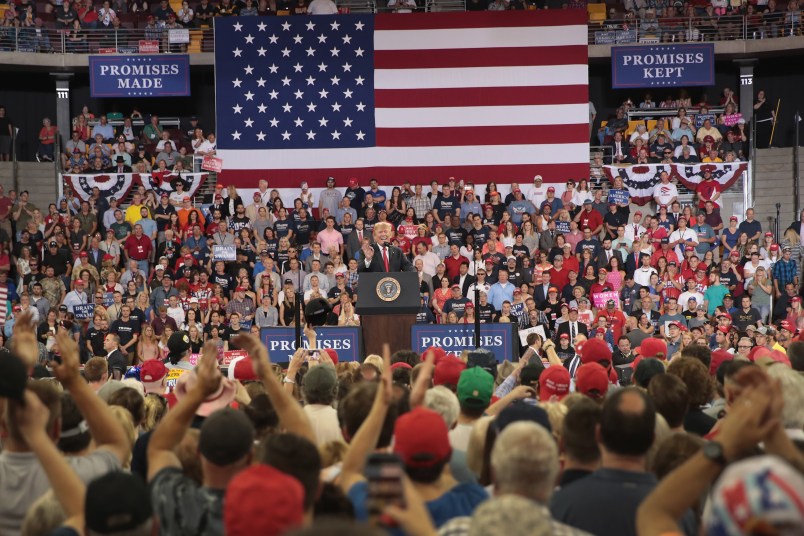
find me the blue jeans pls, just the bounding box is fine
[135,259,150,276]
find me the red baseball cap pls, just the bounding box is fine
[770,244,779,251]
[709,349,733,376]
[729,216,738,221]
[547,186,555,192]
[575,362,610,399]
[578,338,613,365]
[321,347,339,365]
[79,251,88,258]
[228,356,259,382]
[538,366,570,402]
[423,346,447,364]
[433,356,465,386]
[224,464,304,536]
[348,177,358,188]
[717,325,730,334]
[140,359,168,383]
[635,337,668,360]
[393,407,452,468]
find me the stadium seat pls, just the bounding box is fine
[587,3,607,24]
[625,120,644,136]
[277,10,291,15]
[188,30,203,53]
[646,119,657,132]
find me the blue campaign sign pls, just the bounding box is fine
[89,55,191,98]
[608,188,630,205]
[260,326,362,362]
[73,303,95,320]
[555,220,570,235]
[611,44,714,89]
[410,324,517,363]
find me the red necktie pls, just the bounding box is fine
[382,247,390,272]
[358,231,363,242]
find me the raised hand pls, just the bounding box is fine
[196,341,223,397]
[233,333,272,379]
[11,311,39,369]
[51,329,81,388]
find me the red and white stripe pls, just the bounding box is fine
[219,10,590,187]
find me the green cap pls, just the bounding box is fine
[456,367,494,409]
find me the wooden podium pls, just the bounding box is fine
[356,272,419,358]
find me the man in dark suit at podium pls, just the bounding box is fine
[359,222,415,273]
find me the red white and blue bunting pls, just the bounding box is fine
[63,172,208,202]
[603,163,748,206]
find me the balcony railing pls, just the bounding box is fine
[0,12,801,54]
[0,26,215,54]
[588,13,802,45]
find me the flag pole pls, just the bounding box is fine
[769,98,782,147]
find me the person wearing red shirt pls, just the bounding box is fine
[550,255,570,291]
[595,299,627,341]
[695,170,722,209]
[589,268,614,299]
[651,238,680,267]
[561,243,580,274]
[574,199,604,236]
[443,244,469,281]
[660,262,684,301]
[647,219,669,250]
[691,267,710,294]
[123,224,153,275]
[191,271,214,312]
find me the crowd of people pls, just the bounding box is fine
[0,108,802,534]
[0,301,803,535]
[3,0,804,55]
[593,1,804,42]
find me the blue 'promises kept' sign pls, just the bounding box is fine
[410,324,517,363]
[89,55,191,98]
[611,44,714,89]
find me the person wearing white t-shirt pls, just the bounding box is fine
[307,0,338,14]
[195,133,217,156]
[166,295,186,326]
[529,175,548,208]
[652,171,678,207]
[668,217,699,259]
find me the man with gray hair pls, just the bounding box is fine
[423,386,476,485]
[439,421,589,535]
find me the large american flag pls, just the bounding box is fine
[214,11,589,187]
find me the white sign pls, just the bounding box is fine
[168,28,190,44]
[518,325,547,346]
